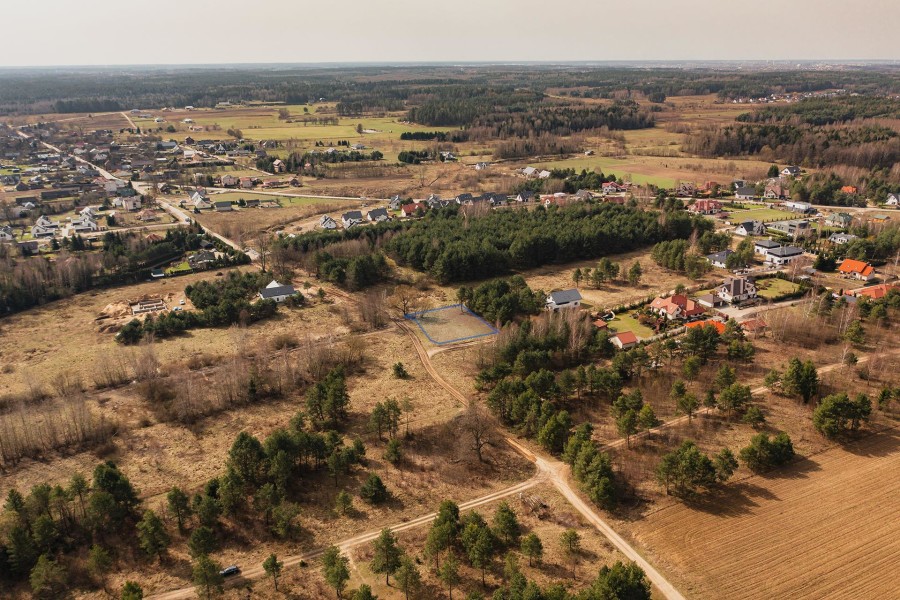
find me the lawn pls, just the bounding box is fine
[206,191,337,206]
[608,311,655,339]
[756,277,801,300]
[164,261,192,275]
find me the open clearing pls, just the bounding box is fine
[406,304,499,345]
[622,430,900,600]
[727,207,797,222]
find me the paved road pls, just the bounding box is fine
[154,196,260,260]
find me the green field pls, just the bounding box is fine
[208,191,340,206]
[756,278,802,300]
[608,311,655,339]
[165,261,192,275]
[536,156,676,187]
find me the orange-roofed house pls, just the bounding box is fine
[851,283,898,300]
[611,331,638,350]
[649,294,705,320]
[685,319,726,334]
[740,318,769,337]
[838,259,876,281]
[840,185,858,195]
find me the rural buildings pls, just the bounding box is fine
[341,211,364,228]
[214,201,233,212]
[764,182,788,200]
[768,219,811,237]
[851,283,897,300]
[366,208,390,223]
[706,250,734,268]
[516,190,535,203]
[319,215,337,230]
[783,200,813,214]
[886,193,899,206]
[546,289,582,311]
[649,294,704,320]
[764,245,804,266]
[258,280,297,302]
[401,202,426,218]
[610,331,638,350]
[781,165,801,178]
[0,225,14,242]
[828,232,857,245]
[838,259,876,281]
[734,186,757,200]
[826,213,853,228]
[734,221,767,236]
[685,319,726,334]
[717,276,758,303]
[754,239,781,255]
[689,199,722,215]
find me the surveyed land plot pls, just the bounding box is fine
[406,304,499,345]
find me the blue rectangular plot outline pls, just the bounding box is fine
[404,303,499,345]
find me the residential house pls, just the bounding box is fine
[213,201,233,212]
[341,210,364,228]
[676,182,696,197]
[272,159,286,173]
[239,177,254,189]
[781,166,801,178]
[31,216,59,238]
[840,185,858,195]
[696,293,725,309]
[764,183,788,200]
[650,294,704,320]
[825,212,853,228]
[838,259,876,281]
[851,283,898,300]
[68,216,98,234]
[545,289,582,311]
[189,191,208,205]
[764,245,804,266]
[401,202,426,218]
[259,280,297,303]
[734,220,766,236]
[366,208,390,223]
[17,240,40,254]
[717,276,757,303]
[220,174,239,187]
[319,215,337,230]
[602,181,627,194]
[0,225,14,242]
[188,250,217,269]
[783,200,812,213]
[768,219,811,237]
[244,199,260,208]
[828,232,857,245]
[538,170,551,179]
[685,319,726,335]
[734,185,758,200]
[706,249,734,268]
[885,193,899,206]
[689,199,722,215]
[193,199,212,210]
[610,331,638,350]
[454,193,474,204]
[543,193,570,207]
[740,318,769,337]
[754,239,781,255]
[574,189,594,201]
[115,196,141,211]
[522,166,537,178]
[871,214,891,223]
[138,209,159,222]
[516,190,535,203]
[388,195,403,211]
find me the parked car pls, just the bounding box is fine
[220,565,240,578]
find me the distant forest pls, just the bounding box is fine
[1,65,898,115]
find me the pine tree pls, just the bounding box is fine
[371,529,403,585]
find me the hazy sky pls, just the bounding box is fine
[2,0,899,66]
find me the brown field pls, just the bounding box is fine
[618,430,900,600]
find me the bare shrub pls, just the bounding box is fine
[358,289,388,330]
[270,333,299,351]
[51,370,84,398]
[92,350,131,389]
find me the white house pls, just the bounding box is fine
[717,276,757,303]
[546,289,582,311]
[341,210,363,228]
[734,221,766,237]
[754,239,781,255]
[764,246,804,266]
[31,216,59,238]
[319,215,337,230]
[610,331,638,350]
[828,233,857,245]
[0,225,14,242]
[114,196,141,211]
[706,250,734,269]
[781,166,801,178]
[886,193,899,206]
[259,280,296,302]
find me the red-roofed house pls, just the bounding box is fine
[740,318,769,337]
[649,294,705,320]
[611,331,638,350]
[840,185,858,194]
[685,320,726,334]
[592,319,609,330]
[401,202,426,218]
[689,199,722,215]
[851,283,898,300]
[838,259,876,281]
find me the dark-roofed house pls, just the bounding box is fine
[828,232,857,245]
[259,280,296,303]
[734,186,757,200]
[546,289,582,311]
[516,190,535,203]
[342,210,363,228]
[717,276,757,303]
[706,249,734,269]
[214,201,232,212]
[319,215,337,230]
[367,208,390,223]
[764,245,804,266]
[734,221,766,237]
[754,239,781,255]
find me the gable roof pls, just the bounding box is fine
[548,289,582,305]
[612,331,638,345]
[685,320,726,334]
[851,283,897,300]
[342,210,363,221]
[260,280,296,299]
[706,249,734,264]
[838,259,874,277]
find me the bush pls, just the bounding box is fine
[360,473,389,504]
[739,432,795,473]
[812,392,871,438]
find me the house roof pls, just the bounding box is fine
[342,210,363,221]
[548,289,583,305]
[735,186,757,196]
[851,283,897,300]
[612,331,638,345]
[706,249,734,263]
[368,208,389,219]
[592,319,609,329]
[767,246,803,257]
[650,294,702,316]
[260,280,296,299]
[685,320,726,334]
[755,239,781,249]
[838,259,874,277]
[740,318,769,332]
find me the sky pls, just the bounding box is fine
[2,0,899,66]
